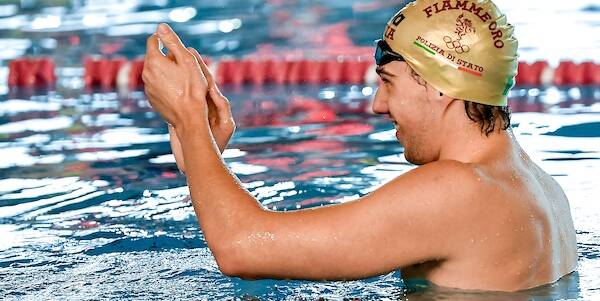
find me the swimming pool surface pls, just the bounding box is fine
[0,84,598,300]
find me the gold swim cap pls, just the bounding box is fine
[383,0,518,106]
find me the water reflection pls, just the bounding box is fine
[0,84,599,299]
[402,272,581,301]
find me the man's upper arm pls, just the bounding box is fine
[225,160,482,280]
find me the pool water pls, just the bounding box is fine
[0,84,599,300]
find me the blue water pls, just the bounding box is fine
[1,0,600,299]
[0,84,599,300]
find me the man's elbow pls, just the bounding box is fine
[215,254,241,277]
[212,240,248,278]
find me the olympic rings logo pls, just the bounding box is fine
[443,36,470,54]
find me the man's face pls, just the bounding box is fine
[372,61,442,165]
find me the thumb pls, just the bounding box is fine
[156,23,189,64]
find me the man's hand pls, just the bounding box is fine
[175,48,235,154]
[164,47,235,174]
[144,23,235,174]
[142,23,209,131]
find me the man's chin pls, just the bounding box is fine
[403,150,428,166]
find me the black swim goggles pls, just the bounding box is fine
[374,39,405,66]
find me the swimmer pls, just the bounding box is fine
[142,0,577,292]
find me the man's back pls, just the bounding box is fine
[402,139,578,291]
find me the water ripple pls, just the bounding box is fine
[0,85,598,300]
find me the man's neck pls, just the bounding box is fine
[437,122,517,164]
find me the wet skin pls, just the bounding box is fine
[145,23,578,292]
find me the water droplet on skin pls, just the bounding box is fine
[495,232,500,237]
[530,214,534,218]
[470,238,475,243]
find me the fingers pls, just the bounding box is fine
[188,47,227,104]
[155,23,191,63]
[188,48,215,87]
[145,34,169,66]
[154,24,207,93]
[157,37,175,62]
[167,51,175,61]
[164,41,175,61]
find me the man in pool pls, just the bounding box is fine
[142,0,578,292]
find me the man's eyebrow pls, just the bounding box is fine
[376,67,395,77]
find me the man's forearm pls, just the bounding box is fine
[176,125,264,249]
[168,125,186,173]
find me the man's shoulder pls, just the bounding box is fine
[406,159,482,187]
[391,159,493,208]
[365,159,502,249]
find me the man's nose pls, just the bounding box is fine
[371,87,389,114]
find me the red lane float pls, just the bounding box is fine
[84,57,126,89]
[8,57,56,87]
[323,59,343,84]
[592,64,600,85]
[342,59,372,84]
[8,55,600,89]
[300,60,323,85]
[216,59,234,85]
[286,60,302,85]
[230,59,249,85]
[209,57,372,86]
[516,61,548,86]
[247,59,268,86]
[38,58,57,86]
[582,61,600,85]
[269,59,289,85]
[128,59,145,89]
[552,61,600,86]
[553,61,577,86]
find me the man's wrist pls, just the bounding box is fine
[175,121,210,139]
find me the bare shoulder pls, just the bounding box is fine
[373,159,507,233]
[382,159,485,205]
[362,159,496,235]
[409,159,482,180]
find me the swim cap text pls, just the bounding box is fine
[422,0,505,48]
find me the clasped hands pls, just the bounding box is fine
[143,23,235,172]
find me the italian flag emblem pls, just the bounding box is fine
[413,39,483,77]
